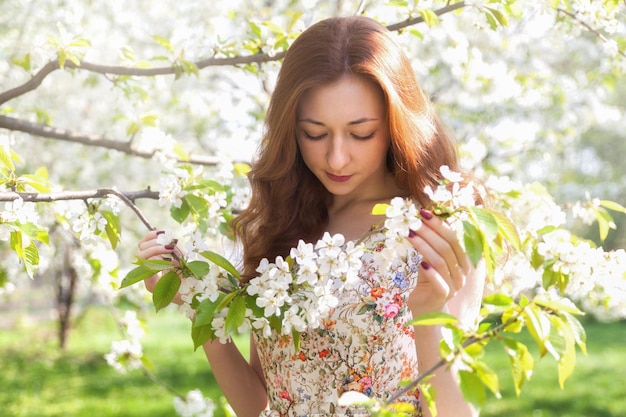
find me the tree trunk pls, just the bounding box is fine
[55,247,77,350]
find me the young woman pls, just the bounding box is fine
[138,15,484,417]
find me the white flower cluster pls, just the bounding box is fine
[245,233,365,338]
[424,165,476,211]
[538,229,626,321]
[173,389,216,417]
[104,310,144,374]
[157,167,190,209]
[379,197,422,270]
[0,198,40,241]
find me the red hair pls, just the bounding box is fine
[233,16,459,281]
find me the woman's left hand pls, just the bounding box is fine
[406,209,485,325]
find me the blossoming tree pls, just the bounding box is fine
[1,0,625,415]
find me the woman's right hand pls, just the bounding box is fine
[137,230,183,303]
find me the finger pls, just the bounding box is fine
[417,261,456,303]
[138,230,162,247]
[408,232,460,294]
[419,209,470,272]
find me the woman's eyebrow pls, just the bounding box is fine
[297,117,379,126]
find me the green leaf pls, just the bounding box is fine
[200,250,241,279]
[11,52,31,71]
[194,296,224,327]
[248,21,262,38]
[0,146,15,171]
[523,305,551,357]
[594,207,614,241]
[21,174,52,193]
[474,361,501,398]
[410,312,459,326]
[137,258,174,271]
[23,242,40,279]
[471,207,499,242]
[186,260,210,279]
[485,7,509,28]
[552,315,576,388]
[191,323,214,351]
[503,338,534,396]
[419,383,437,417]
[292,330,301,352]
[599,199,626,213]
[371,203,389,216]
[152,270,181,312]
[459,370,487,406]
[152,35,174,53]
[9,230,23,256]
[533,294,584,315]
[69,37,91,48]
[482,293,514,307]
[233,163,251,176]
[418,8,439,27]
[58,50,67,69]
[186,194,209,222]
[170,199,190,223]
[462,220,484,267]
[562,311,587,355]
[120,265,159,288]
[101,210,121,249]
[490,209,521,250]
[225,295,247,335]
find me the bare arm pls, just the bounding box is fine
[202,335,268,417]
[137,230,269,417]
[407,210,483,417]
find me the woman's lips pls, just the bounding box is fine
[326,172,352,182]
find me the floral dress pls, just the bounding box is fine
[253,226,423,417]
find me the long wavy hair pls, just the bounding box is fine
[233,16,460,281]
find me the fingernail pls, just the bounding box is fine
[161,256,172,261]
[172,239,178,244]
[156,230,165,235]
[419,209,433,220]
[408,229,417,238]
[164,245,176,250]
[421,261,431,270]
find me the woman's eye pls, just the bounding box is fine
[303,131,326,140]
[352,132,376,140]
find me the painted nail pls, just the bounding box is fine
[408,229,417,238]
[161,256,172,261]
[172,239,178,244]
[164,245,176,250]
[156,230,165,235]
[419,209,433,220]
[420,261,431,270]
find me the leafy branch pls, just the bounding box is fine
[0,3,476,161]
[0,115,222,166]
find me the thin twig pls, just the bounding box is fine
[385,313,520,405]
[0,187,158,230]
[556,7,626,59]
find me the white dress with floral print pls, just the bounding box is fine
[253,226,423,417]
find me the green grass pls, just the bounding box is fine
[1,307,624,416]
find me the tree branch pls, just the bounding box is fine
[385,1,466,32]
[0,4,469,160]
[0,188,159,230]
[0,4,468,106]
[556,7,626,59]
[0,52,286,105]
[0,115,221,166]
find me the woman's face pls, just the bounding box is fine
[296,75,391,202]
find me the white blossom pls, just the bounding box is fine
[173,389,216,417]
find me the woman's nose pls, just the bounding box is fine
[327,136,350,171]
